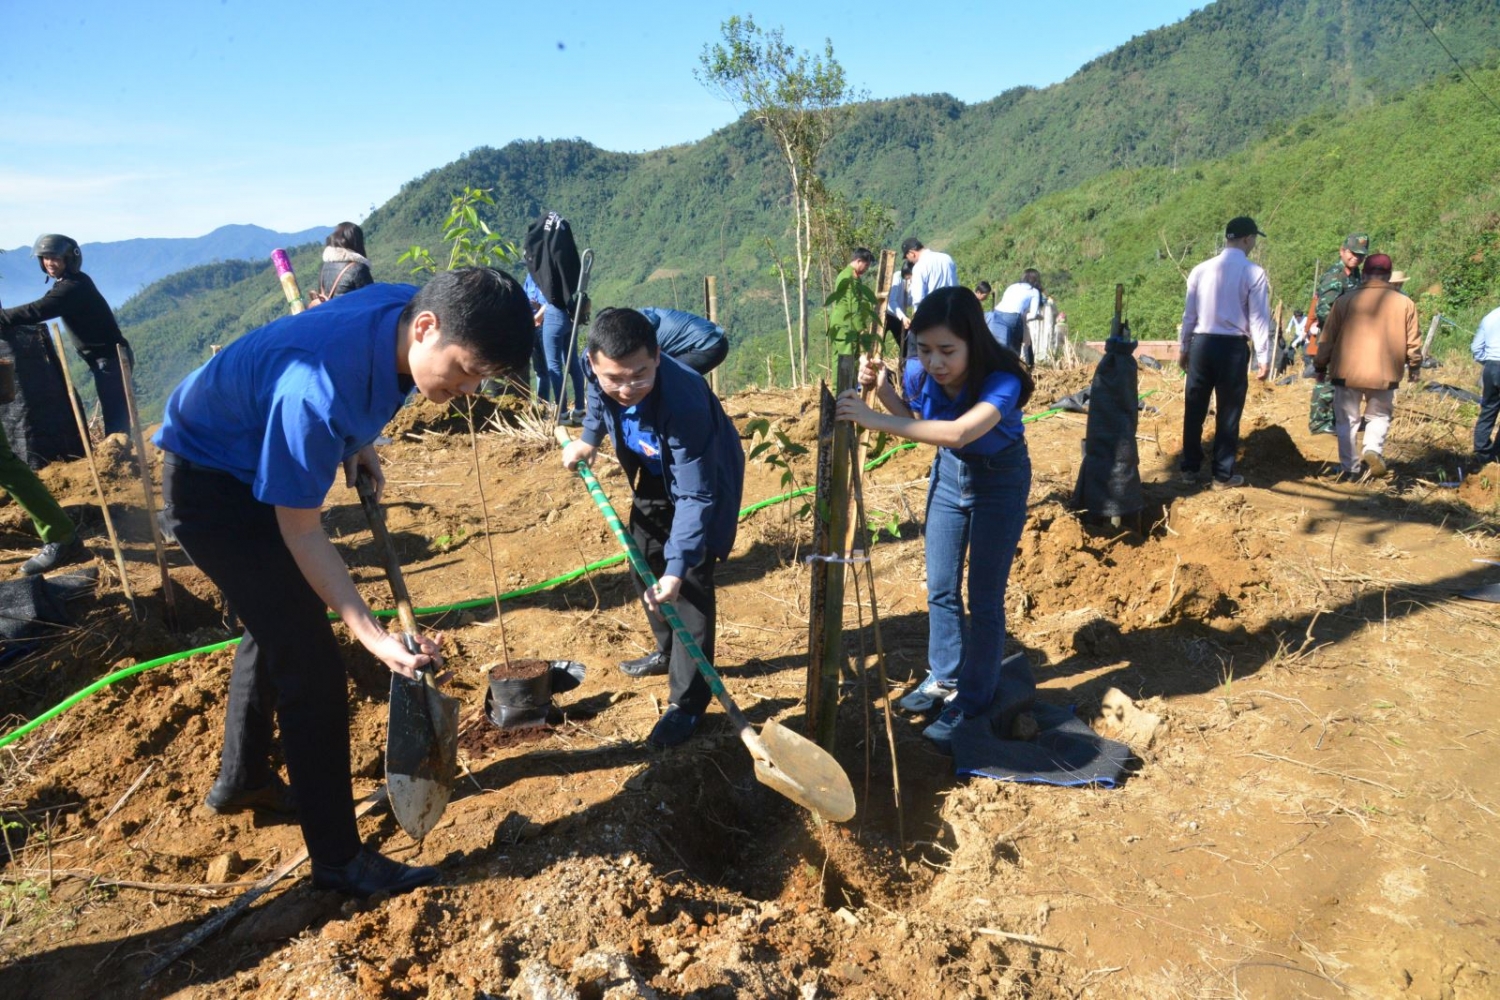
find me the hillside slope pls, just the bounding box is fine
[113,0,1500,415]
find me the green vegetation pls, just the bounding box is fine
[955,63,1500,360]
[114,0,1500,418]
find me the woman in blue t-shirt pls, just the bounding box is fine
[836,285,1034,751]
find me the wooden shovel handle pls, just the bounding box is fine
[355,471,419,636]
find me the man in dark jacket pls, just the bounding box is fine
[0,234,133,436]
[637,307,729,375]
[560,308,745,748]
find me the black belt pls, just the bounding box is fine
[161,451,238,478]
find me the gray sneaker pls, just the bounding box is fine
[898,674,955,714]
[22,535,87,576]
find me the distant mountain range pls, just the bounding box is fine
[103,0,1500,415]
[0,223,332,308]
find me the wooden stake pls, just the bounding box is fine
[118,345,178,630]
[805,384,835,738]
[808,355,858,750]
[49,325,137,619]
[1421,312,1442,361]
[1269,300,1284,380]
[704,275,720,395]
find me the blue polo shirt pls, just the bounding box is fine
[154,283,417,508]
[903,365,1025,457]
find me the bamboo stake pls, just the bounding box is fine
[805,384,835,738]
[49,325,136,619]
[117,345,178,630]
[811,354,858,751]
[467,405,511,668]
[845,431,904,846]
[704,275,720,395]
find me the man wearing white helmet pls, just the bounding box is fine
[0,234,134,437]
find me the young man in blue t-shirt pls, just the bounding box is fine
[154,268,533,899]
[560,308,744,748]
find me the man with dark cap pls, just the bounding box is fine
[1314,253,1421,479]
[0,234,134,436]
[1304,233,1370,434]
[1177,216,1273,489]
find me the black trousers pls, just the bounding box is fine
[1180,334,1250,482]
[1476,360,1500,459]
[628,474,715,716]
[672,340,729,376]
[160,458,360,866]
[81,341,132,437]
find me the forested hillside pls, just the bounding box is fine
[956,64,1500,354]
[114,0,1500,416]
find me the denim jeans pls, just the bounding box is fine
[535,306,584,409]
[924,441,1032,716]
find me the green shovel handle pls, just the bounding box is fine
[555,429,754,735]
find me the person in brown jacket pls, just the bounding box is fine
[1314,253,1422,478]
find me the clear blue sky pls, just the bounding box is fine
[0,0,1203,248]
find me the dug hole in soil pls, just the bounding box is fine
[1,367,1498,999]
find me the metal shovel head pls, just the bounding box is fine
[386,672,460,839]
[754,718,856,822]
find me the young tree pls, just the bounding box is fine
[698,15,859,386]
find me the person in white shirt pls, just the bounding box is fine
[1177,216,1273,489]
[993,269,1044,358]
[902,237,958,327]
[885,258,913,344]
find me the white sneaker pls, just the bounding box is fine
[898,675,955,714]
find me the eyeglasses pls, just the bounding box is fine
[596,373,655,391]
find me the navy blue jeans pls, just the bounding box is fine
[1475,360,1500,459]
[924,441,1032,716]
[534,306,584,409]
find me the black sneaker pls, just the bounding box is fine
[204,774,297,816]
[648,705,701,749]
[22,535,87,576]
[311,847,439,899]
[619,651,669,677]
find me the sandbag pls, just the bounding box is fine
[1072,335,1144,518]
[0,324,85,468]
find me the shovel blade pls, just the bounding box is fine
[753,718,856,822]
[387,673,460,839]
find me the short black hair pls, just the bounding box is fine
[910,286,1034,410]
[327,222,367,257]
[974,280,992,298]
[588,307,659,360]
[851,247,875,266]
[400,267,534,376]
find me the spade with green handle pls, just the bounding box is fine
[555,427,855,822]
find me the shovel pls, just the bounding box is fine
[356,473,459,839]
[555,428,855,822]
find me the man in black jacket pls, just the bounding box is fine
[0,234,134,436]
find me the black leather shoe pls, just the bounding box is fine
[22,535,87,576]
[311,847,439,899]
[648,705,701,749]
[204,774,297,816]
[619,651,669,677]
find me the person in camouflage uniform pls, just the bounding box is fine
[1305,233,1369,433]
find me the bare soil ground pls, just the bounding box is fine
[2,365,1498,999]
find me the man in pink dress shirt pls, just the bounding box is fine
[1177,216,1273,489]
